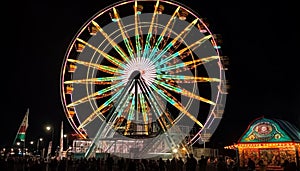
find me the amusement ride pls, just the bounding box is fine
[60,0,229,159]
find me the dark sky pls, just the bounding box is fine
[3,0,299,149]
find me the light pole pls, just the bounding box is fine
[46,125,54,158]
[46,126,54,142]
[63,134,69,151]
[16,142,21,155]
[45,125,54,171]
[36,138,43,156]
[29,141,34,154]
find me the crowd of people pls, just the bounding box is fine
[0,153,298,171]
[0,153,239,171]
[245,157,299,171]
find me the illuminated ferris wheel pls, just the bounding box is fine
[60,0,228,158]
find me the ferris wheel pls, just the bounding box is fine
[60,0,228,159]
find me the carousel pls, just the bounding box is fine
[225,116,300,170]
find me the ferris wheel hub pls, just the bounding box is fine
[123,57,156,86]
[129,70,141,80]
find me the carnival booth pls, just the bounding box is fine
[231,116,300,170]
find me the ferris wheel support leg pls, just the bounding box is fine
[84,142,97,158]
[85,79,136,158]
[84,123,104,158]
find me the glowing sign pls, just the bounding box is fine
[239,118,292,142]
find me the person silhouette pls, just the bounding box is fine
[198,155,207,171]
[247,158,255,171]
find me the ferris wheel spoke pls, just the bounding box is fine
[154,35,211,67]
[91,21,130,63]
[64,78,112,85]
[76,38,126,69]
[64,76,124,85]
[112,8,135,58]
[96,81,125,96]
[139,94,149,131]
[160,16,177,50]
[189,56,222,70]
[124,93,137,135]
[108,82,136,123]
[105,81,138,132]
[137,80,170,131]
[110,94,134,129]
[166,26,199,56]
[125,82,145,135]
[64,80,110,85]
[148,6,180,60]
[66,81,124,108]
[152,18,198,63]
[138,80,168,119]
[158,56,219,73]
[150,14,159,49]
[78,87,125,129]
[93,91,116,101]
[156,74,221,83]
[137,88,175,132]
[147,80,177,125]
[150,83,204,128]
[66,92,98,108]
[134,1,143,58]
[67,59,123,74]
[78,78,137,129]
[154,79,216,105]
[98,103,114,117]
[157,35,212,65]
[125,79,139,124]
[132,95,150,135]
[142,0,160,59]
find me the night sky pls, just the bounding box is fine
[3,0,299,150]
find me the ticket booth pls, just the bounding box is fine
[235,116,300,170]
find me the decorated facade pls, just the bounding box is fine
[225,116,300,170]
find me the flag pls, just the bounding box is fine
[59,121,64,159]
[47,141,52,162]
[13,108,29,144]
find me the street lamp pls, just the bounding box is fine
[64,134,69,150]
[29,141,34,154]
[36,138,43,156]
[46,126,54,142]
[45,125,54,159]
[16,142,22,156]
